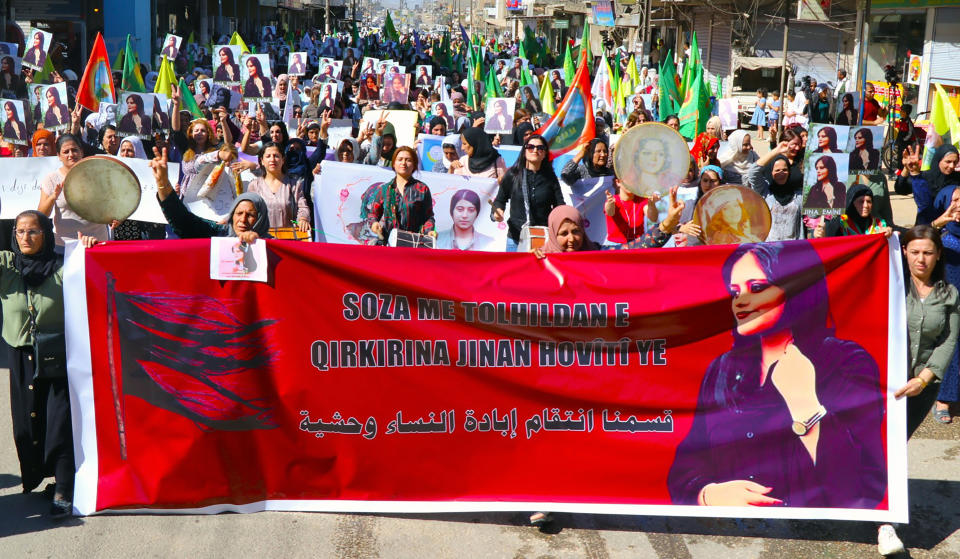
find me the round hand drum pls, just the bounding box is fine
[694,185,772,245]
[63,156,142,224]
[613,122,690,198]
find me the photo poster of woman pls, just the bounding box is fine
[116,91,154,139]
[317,60,339,81]
[209,236,269,283]
[358,73,380,102]
[847,126,883,174]
[360,57,379,78]
[380,73,411,104]
[519,85,542,114]
[288,52,308,76]
[807,124,850,155]
[151,93,171,133]
[40,82,71,133]
[22,28,52,71]
[803,152,849,216]
[1,99,28,145]
[313,160,506,251]
[484,97,516,134]
[431,101,455,130]
[241,53,273,102]
[213,44,243,85]
[317,82,338,113]
[161,34,182,61]
[415,65,433,89]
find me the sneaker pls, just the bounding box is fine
[877,524,905,556]
[49,496,72,519]
[529,511,553,526]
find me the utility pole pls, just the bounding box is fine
[326,0,331,34]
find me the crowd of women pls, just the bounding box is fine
[0,26,958,556]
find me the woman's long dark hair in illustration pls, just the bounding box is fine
[715,242,833,408]
[449,188,481,216]
[106,273,280,437]
[818,127,839,152]
[816,155,840,184]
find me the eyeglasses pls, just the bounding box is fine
[524,144,546,152]
[15,229,42,238]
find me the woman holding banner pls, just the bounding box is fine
[362,147,436,245]
[4,210,99,518]
[667,241,886,509]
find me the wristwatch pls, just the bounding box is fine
[791,405,827,436]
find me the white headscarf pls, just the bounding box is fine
[720,129,759,182]
[119,136,148,160]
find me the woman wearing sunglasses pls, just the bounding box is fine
[492,134,565,252]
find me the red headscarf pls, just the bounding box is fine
[31,129,55,157]
[690,132,719,163]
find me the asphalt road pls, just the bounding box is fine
[1,175,951,559]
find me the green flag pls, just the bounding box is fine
[678,65,710,139]
[485,65,503,99]
[384,13,399,42]
[352,20,360,46]
[680,31,700,98]
[121,35,146,92]
[563,42,575,85]
[178,78,204,119]
[658,50,682,118]
[466,55,478,110]
[580,21,591,66]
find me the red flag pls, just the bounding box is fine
[77,32,116,111]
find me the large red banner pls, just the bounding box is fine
[65,235,907,521]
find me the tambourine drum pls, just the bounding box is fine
[268,227,313,241]
[63,156,141,224]
[693,185,772,245]
[613,122,690,198]
[388,229,435,248]
[518,225,548,253]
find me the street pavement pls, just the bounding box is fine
[2,375,960,558]
[1,166,953,558]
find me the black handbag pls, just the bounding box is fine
[24,283,67,380]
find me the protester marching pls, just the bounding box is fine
[1,9,960,558]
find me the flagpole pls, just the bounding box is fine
[776,0,790,142]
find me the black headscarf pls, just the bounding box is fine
[923,144,960,195]
[762,154,802,207]
[826,184,873,237]
[12,211,60,288]
[462,127,500,174]
[513,122,534,145]
[583,138,613,176]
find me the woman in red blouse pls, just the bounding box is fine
[363,147,436,245]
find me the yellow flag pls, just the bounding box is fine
[154,57,177,95]
[229,31,250,54]
[922,83,960,170]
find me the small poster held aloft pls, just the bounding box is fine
[241,53,273,102]
[316,82,338,113]
[1,99,29,145]
[807,124,849,155]
[380,73,410,104]
[213,45,243,85]
[117,92,154,139]
[847,126,883,174]
[414,66,433,89]
[803,153,849,216]
[210,237,269,283]
[161,34,182,60]
[288,52,308,75]
[40,83,71,133]
[484,98,516,135]
[23,28,52,71]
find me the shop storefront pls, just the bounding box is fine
[864,0,960,118]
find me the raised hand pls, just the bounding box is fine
[659,186,685,233]
[902,145,922,175]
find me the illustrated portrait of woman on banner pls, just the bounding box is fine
[667,241,886,509]
[43,85,70,129]
[215,47,241,83]
[117,93,152,137]
[436,189,494,251]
